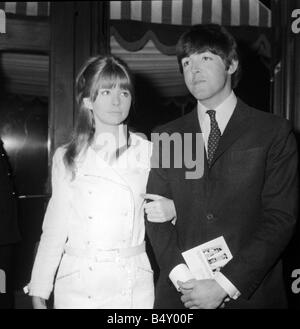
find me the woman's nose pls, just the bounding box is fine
[112,92,120,105]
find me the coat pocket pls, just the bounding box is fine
[136,265,154,287]
[136,267,154,276]
[135,265,154,304]
[135,254,154,277]
[56,270,80,282]
[55,254,81,285]
[224,147,265,182]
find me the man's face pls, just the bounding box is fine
[181,51,237,108]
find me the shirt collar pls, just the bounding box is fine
[197,91,237,134]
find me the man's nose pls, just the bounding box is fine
[191,63,201,73]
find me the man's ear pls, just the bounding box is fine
[83,97,93,110]
[228,60,238,75]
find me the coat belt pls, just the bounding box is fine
[64,242,145,262]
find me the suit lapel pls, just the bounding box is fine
[210,99,251,167]
[180,108,209,176]
[181,107,201,135]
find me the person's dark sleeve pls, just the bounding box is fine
[221,120,298,299]
[145,133,186,275]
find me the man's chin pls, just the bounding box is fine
[191,90,212,101]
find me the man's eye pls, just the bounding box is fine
[202,56,212,61]
[182,60,190,67]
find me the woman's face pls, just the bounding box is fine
[87,84,132,127]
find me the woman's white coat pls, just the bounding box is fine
[28,133,154,308]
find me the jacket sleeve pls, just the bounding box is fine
[145,132,186,275]
[221,120,298,299]
[28,147,70,299]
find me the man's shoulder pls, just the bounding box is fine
[152,110,195,134]
[130,130,151,145]
[238,99,292,131]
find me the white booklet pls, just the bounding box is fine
[182,236,233,280]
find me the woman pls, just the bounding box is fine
[26,55,175,309]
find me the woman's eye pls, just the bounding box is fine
[100,90,110,96]
[203,56,212,61]
[121,91,130,97]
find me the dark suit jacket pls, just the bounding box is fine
[145,99,298,309]
[0,139,20,245]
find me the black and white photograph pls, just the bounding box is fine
[0,0,299,316]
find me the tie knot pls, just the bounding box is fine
[206,110,216,119]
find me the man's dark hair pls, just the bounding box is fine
[176,24,241,88]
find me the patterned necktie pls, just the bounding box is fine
[206,110,221,167]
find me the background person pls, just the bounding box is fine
[0,138,20,309]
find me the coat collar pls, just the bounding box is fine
[75,133,151,187]
[180,98,252,170]
[210,98,252,167]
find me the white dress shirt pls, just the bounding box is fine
[169,91,241,301]
[197,90,237,149]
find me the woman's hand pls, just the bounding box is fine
[32,296,47,309]
[142,194,176,223]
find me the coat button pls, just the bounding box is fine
[206,213,214,221]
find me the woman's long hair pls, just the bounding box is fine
[63,55,134,178]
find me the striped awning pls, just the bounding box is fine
[0,2,50,16]
[110,0,271,27]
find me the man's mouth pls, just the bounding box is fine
[193,79,206,84]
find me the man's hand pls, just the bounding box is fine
[143,194,176,223]
[178,279,228,309]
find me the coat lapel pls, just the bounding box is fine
[180,108,209,177]
[76,147,128,187]
[210,99,251,168]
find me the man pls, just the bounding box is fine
[145,24,298,309]
[0,138,20,308]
